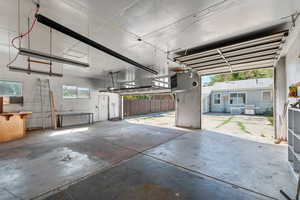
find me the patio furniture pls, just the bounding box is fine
[230,107,243,115]
[244,105,256,115]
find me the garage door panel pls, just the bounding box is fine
[175,31,288,75]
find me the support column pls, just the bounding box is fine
[274,57,288,140]
[175,74,201,129]
[119,95,124,120]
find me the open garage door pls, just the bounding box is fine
[174,32,288,75]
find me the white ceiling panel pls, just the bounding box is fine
[0,0,297,79]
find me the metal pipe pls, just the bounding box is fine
[19,48,89,68]
[99,85,153,92]
[28,59,51,65]
[9,66,63,77]
[36,14,158,75]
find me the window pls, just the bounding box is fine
[153,77,169,88]
[63,85,90,99]
[229,93,246,105]
[262,91,272,102]
[0,80,22,96]
[124,81,136,88]
[63,86,77,99]
[78,87,90,98]
[214,93,221,104]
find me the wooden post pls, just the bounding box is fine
[49,91,57,129]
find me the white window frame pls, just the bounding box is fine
[261,90,272,102]
[153,77,169,88]
[229,92,247,105]
[0,80,23,97]
[213,93,222,105]
[63,85,90,99]
[77,87,90,99]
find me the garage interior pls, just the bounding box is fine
[0,0,300,200]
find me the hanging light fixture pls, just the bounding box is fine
[18,48,90,68]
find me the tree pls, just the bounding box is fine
[123,95,151,100]
[207,69,273,86]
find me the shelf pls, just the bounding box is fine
[288,106,300,175]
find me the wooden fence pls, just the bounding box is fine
[123,99,175,116]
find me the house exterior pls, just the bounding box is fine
[202,78,273,115]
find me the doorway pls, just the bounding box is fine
[97,95,109,121]
[201,68,275,140]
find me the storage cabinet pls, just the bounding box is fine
[288,108,300,174]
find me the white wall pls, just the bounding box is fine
[275,58,287,139]
[0,64,120,129]
[285,18,300,104]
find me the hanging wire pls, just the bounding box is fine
[18,0,21,47]
[27,17,31,73]
[7,2,40,67]
[11,4,40,49]
[49,28,53,75]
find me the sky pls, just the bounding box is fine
[202,75,213,84]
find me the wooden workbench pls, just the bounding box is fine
[0,112,32,142]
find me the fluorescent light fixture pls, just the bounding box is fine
[18,48,90,68]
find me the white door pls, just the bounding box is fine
[97,95,109,121]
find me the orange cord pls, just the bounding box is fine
[11,6,40,49]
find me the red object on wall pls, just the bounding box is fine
[0,97,3,113]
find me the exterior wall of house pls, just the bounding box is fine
[210,89,273,114]
[202,92,210,113]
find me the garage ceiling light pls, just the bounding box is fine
[19,48,90,68]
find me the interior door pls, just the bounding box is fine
[97,95,109,121]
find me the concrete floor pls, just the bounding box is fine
[0,116,296,200]
[127,111,275,141]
